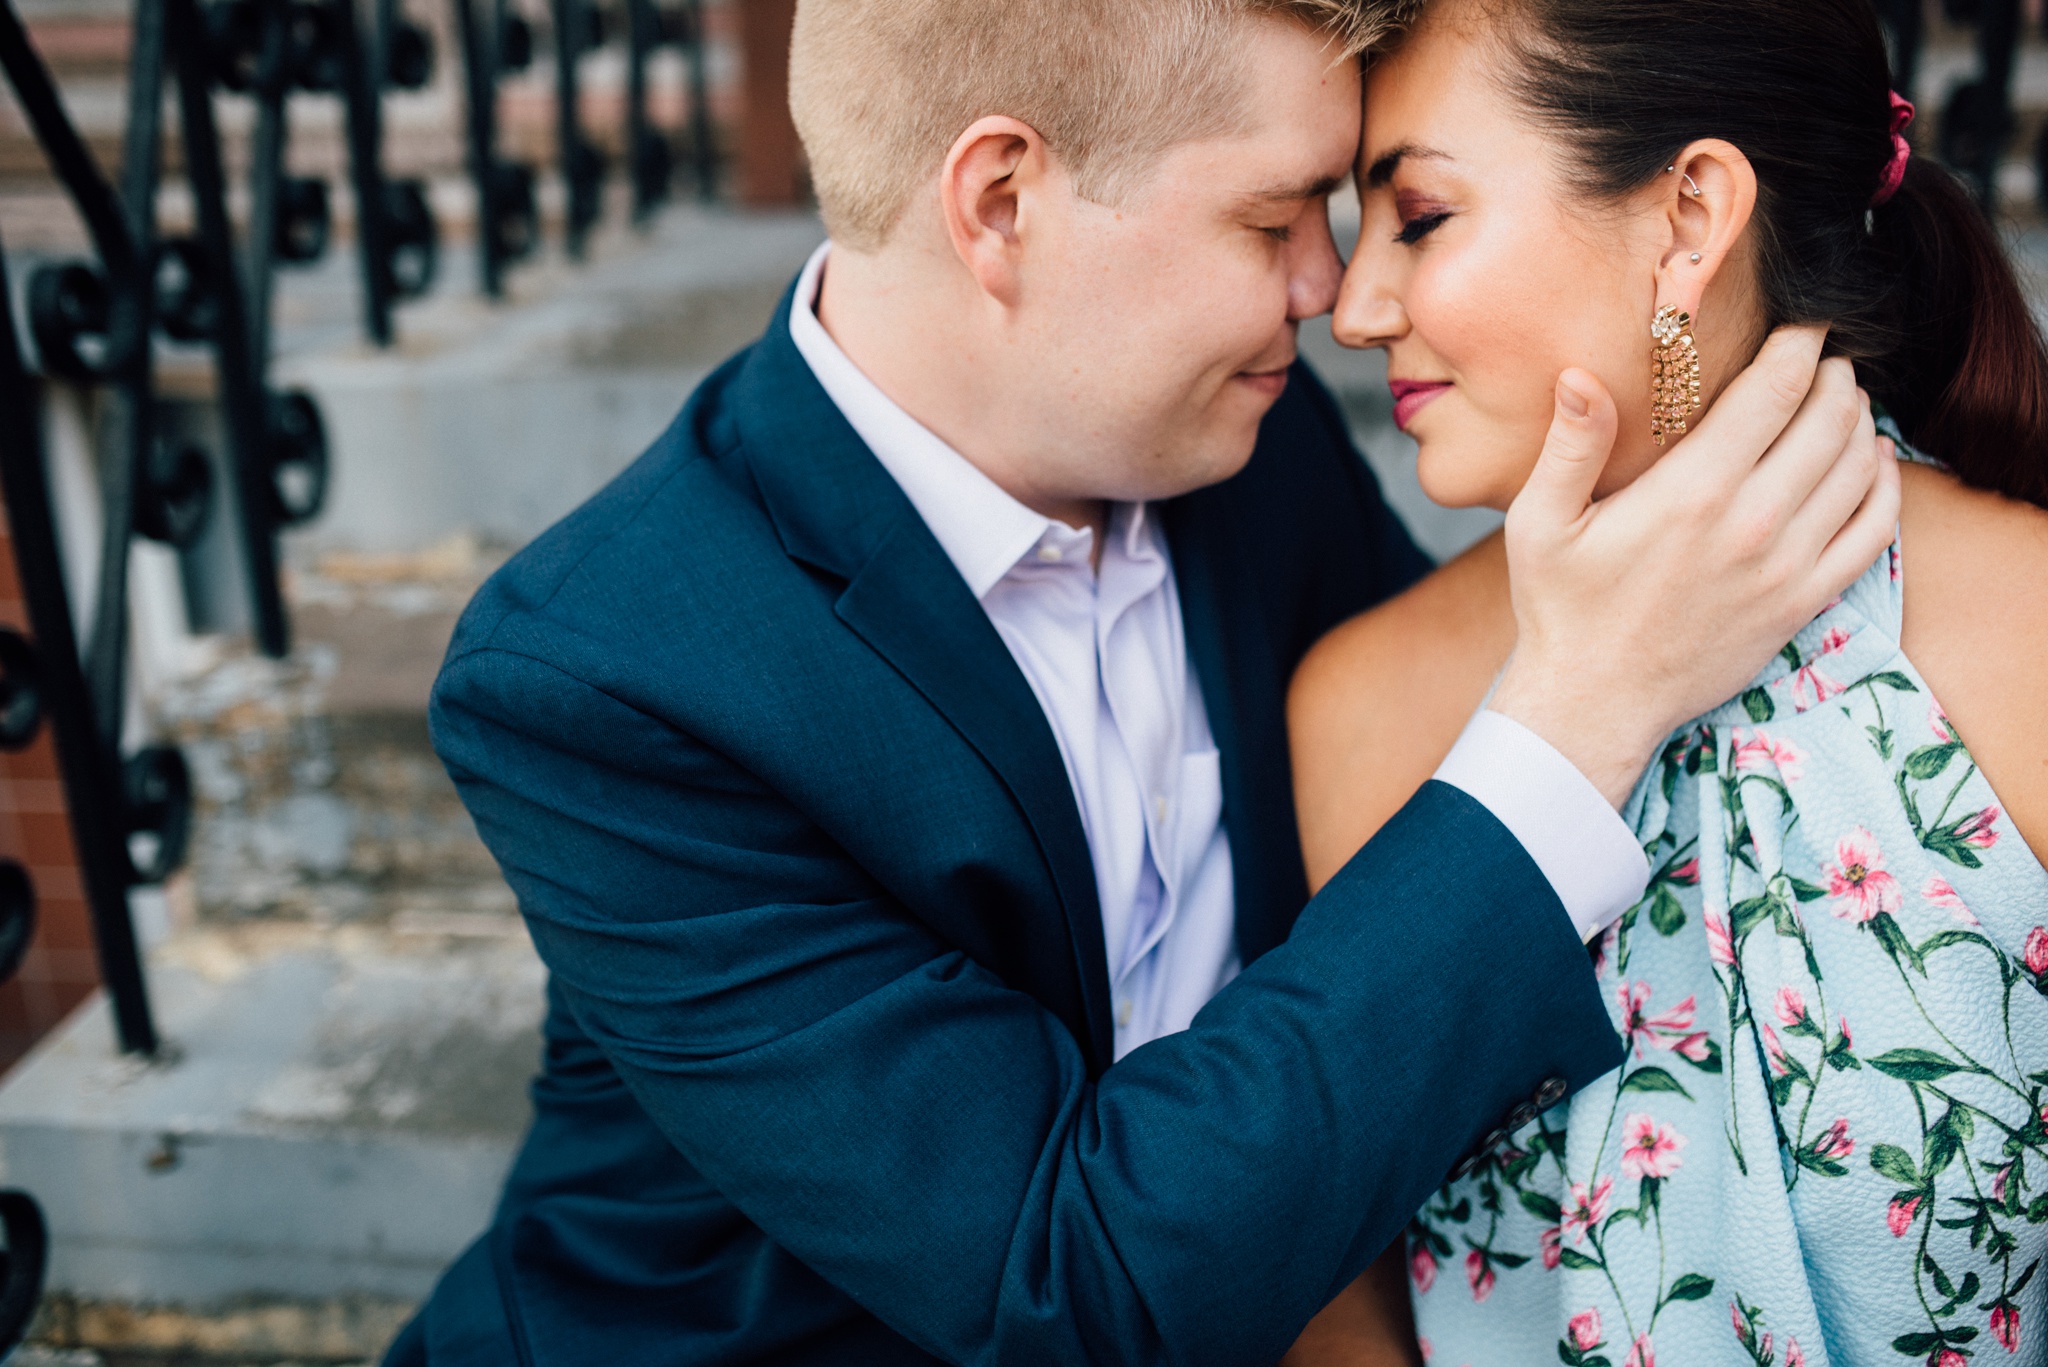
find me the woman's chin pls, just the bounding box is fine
[1414,440,1519,514]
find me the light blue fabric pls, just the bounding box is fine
[1411,492,2048,1366]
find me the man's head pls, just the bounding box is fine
[792,0,1408,519]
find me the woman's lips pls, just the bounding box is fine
[1389,379,1451,431]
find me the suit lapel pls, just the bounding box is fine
[1162,495,1306,967]
[728,294,1115,1066]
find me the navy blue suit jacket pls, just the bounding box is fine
[393,289,1624,1367]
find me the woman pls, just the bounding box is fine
[1288,0,2048,1361]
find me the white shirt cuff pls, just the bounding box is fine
[1431,709,1650,942]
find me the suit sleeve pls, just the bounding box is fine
[433,646,1621,1367]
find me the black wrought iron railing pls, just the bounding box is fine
[456,0,713,294]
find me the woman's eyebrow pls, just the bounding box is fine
[1364,142,1451,187]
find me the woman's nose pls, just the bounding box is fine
[1331,232,1409,350]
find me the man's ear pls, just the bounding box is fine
[940,116,1052,307]
[1656,138,1758,314]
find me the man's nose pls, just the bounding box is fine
[1286,204,1345,322]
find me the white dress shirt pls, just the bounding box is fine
[787,243,1647,1060]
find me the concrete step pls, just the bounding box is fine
[0,917,543,1364]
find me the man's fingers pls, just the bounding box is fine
[1672,324,1828,483]
[1808,446,1903,605]
[1780,387,1881,565]
[1742,357,1865,520]
[1509,370,1618,536]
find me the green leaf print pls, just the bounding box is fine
[1620,1066,1694,1099]
[1871,1142,1921,1186]
[1863,670,1920,693]
[1743,688,1775,722]
[1904,741,1963,780]
[1662,1272,1715,1304]
[1732,894,1775,938]
[1870,1048,1971,1082]
[1557,1247,1601,1272]
[1872,913,1927,975]
[1648,884,1687,936]
[1520,1190,1562,1222]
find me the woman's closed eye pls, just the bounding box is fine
[1395,210,1451,245]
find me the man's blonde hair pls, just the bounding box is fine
[790,0,1416,251]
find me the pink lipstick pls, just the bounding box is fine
[1389,379,1451,431]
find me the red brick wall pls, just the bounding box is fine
[0,504,100,1075]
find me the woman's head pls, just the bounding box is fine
[1336,0,2048,512]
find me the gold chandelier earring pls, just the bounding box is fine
[1650,304,1701,446]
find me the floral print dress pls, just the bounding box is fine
[1410,509,2048,1367]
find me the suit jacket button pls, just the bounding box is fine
[1479,1128,1509,1155]
[1449,1154,1476,1181]
[1536,1076,1569,1108]
[1507,1102,1538,1131]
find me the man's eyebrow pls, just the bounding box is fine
[1238,173,1346,206]
[1365,143,1451,187]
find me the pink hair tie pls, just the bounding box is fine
[1872,90,1914,207]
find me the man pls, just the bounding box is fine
[388,1,1896,1363]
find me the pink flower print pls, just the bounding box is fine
[1994,1302,2021,1354]
[1957,805,2002,851]
[1931,701,1956,742]
[1811,1117,1854,1161]
[1840,1016,1854,1050]
[1730,1300,1746,1340]
[1624,1334,1655,1367]
[1826,827,1902,922]
[1620,1113,1687,1180]
[1791,627,1851,712]
[1938,1350,1969,1367]
[1668,857,1700,886]
[1994,1163,2014,1204]
[1465,1249,1494,1302]
[1786,1340,1806,1367]
[1733,728,1807,782]
[2028,928,2048,979]
[1763,1024,1791,1075]
[1775,985,1809,1028]
[1592,921,1617,977]
[1888,1192,1921,1237]
[1409,1242,1437,1293]
[1925,876,1979,927]
[1617,981,1699,1059]
[1569,1308,1603,1353]
[1417,1337,1432,1363]
[1562,1175,1613,1243]
[1668,1031,1712,1063]
[1706,912,1736,967]
[1540,1225,1562,1270]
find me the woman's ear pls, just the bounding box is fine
[1656,138,1758,314]
[939,115,1051,308]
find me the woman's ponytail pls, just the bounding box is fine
[1871,157,2048,508]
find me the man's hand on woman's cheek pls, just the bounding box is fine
[1490,325,1903,808]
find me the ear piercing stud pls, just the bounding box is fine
[1666,165,1703,197]
[1690,252,1702,263]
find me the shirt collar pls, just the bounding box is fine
[787,242,1057,600]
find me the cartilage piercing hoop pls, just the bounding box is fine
[1665,164,1704,197]
[1650,304,1702,446]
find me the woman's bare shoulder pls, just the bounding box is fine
[1897,462,2048,865]
[1288,530,1516,892]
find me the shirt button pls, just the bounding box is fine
[1036,544,1063,563]
[1116,998,1133,1028]
[1153,795,1169,824]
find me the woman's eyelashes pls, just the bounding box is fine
[1395,210,1451,245]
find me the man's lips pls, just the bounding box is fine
[1389,379,1451,431]
[1234,366,1291,399]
